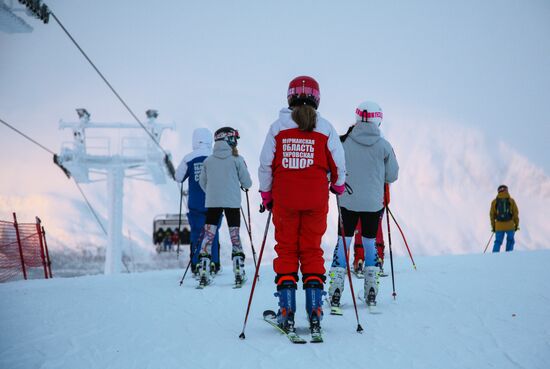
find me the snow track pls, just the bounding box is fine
[1,251,549,369]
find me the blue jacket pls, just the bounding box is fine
[175,128,213,212]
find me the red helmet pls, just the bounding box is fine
[287,76,320,109]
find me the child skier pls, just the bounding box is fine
[328,101,399,309]
[259,76,346,339]
[197,127,252,288]
[175,128,222,274]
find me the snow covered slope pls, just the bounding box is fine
[1,250,549,369]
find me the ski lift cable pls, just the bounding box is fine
[1,116,108,237]
[0,118,55,155]
[73,180,108,236]
[48,10,170,158]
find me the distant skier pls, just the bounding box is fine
[490,185,519,252]
[175,128,222,273]
[259,76,346,339]
[328,101,399,309]
[154,227,165,253]
[170,231,179,252]
[163,229,173,252]
[197,127,252,288]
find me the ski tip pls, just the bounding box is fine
[239,332,246,340]
[357,324,364,333]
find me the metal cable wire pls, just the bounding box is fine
[73,181,107,236]
[1,118,55,155]
[1,117,108,237]
[49,11,169,157]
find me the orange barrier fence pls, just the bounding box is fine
[0,213,52,282]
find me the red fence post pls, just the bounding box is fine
[13,213,28,280]
[42,226,53,278]
[35,217,49,279]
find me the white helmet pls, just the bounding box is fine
[355,101,383,126]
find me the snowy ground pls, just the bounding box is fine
[1,250,549,369]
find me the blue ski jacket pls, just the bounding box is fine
[175,128,213,212]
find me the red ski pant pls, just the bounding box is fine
[353,211,385,262]
[376,210,384,245]
[272,202,327,279]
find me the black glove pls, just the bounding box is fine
[259,201,273,213]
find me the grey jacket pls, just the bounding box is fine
[339,123,399,212]
[199,141,253,208]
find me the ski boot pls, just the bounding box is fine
[232,251,246,288]
[376,242,386,276]
[354,259,365,278]
[210,261,217,276]
[328,267,346,310]
[196,253,212,288]
[213,262,221,275]
[274,279,297,333]
[376,256,387,277]
[305,277,326,342]
[364,266,380,306]
[353,244,364,278]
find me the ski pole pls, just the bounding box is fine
[336,195,364,333]
[179,229,202,286]
[240,207,250,233]
[386,206,417,270]
[240,190,258,270]
[385,204,397,299]
[245,191,258,269]
[483,232,495,254]
[176,182,184,259]
[240,207,259,281]
[179,258,193,286]
[239,210,272,340]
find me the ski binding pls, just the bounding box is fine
[263,310,307,344]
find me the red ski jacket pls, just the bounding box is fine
[259,108,346,210]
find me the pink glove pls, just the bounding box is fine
[260,191,273,210]
[330,183,346,195]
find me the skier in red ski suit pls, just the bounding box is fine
[258,76,346,334]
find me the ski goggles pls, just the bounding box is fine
[356,108,383,122]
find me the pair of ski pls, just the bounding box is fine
[352,270,388,279]
[329,300,381,315]
[263,310,323,344]
[196,274,247,289]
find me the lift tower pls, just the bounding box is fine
[56,109,174,274]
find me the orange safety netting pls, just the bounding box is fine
[0,218,50,282]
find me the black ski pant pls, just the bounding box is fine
[205,207,240,228]
[338,207,383,238]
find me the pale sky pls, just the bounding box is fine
[2,0,549,174]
